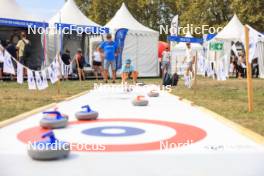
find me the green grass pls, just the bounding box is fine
[0,80,94,121]
[0,78,264,136]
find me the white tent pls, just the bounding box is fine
[210,15,264,79]
[0,0,42,24]
[207,15,245,80]
[0,0,48,70]
[49,0,99,27]
[214,14,244,41]
[246,25,264,78]
[104,3,159,77]
[171,32,204,75]
[48,0,101,65]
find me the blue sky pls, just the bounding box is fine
[16,0,65,21]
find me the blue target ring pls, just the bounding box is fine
[82,126,145,137]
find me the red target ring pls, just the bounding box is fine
[17,119,207,152]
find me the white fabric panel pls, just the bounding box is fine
[136,35,159,77]
[46,29,60,66]
[122,34,138,65]
[122,33,159,77]
[256,42,264,78]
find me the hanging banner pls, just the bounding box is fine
[168,36,203,43]
[17,62,24,84]
[35,71,48,90]
[3,53,15,75]
[171,15,179,36]
[41,70,49,89]
[115,28,128,70]
[48,62,59,84]
[27,69,37,90]
[231,44,239,57]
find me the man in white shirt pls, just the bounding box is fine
[183,43,195,88]
[184,43,195,76]
[161,47,171,77]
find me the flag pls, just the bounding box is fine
[41,70,49,89]
[0,48,4,63]
[171,15,179,36]
[242,26,258,63]
[17,62,24,84]
[3,53,15,75]
[48,62,58,84]
[35,71,48,90]
[231,44,239,58]
[27,69,36,90]
[114,28,128,70]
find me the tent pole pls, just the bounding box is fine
[244,25,254,112]
[193,50,198,94]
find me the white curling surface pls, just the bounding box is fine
[0,84,264,176]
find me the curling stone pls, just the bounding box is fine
[28,131,70,160]
[40,111,68,129]
[132,96,149,106]
[43,108,69,119]
[75,105,98,120]
[147,90,159,97]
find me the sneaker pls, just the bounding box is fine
[112,80,116,84]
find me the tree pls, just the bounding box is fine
[74,0,264,41]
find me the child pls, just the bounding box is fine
[121,59,138,84]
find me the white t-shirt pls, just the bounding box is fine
[162,51,171,62]
[186,48,194,63]
[93,51,101,62]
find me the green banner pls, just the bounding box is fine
[209,42,224,51]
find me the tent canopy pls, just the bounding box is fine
[0,0,48,28]
[246,25,264,42]
[214,14,244,41]
[105,3,158,35]
[49,0,100,28]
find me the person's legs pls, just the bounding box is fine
[132,71,138,84]
[110,60,116,83]
[93,65,99,80]
[77,68,82,81]
[81,69,85,80]
[103,60,110,83]
[121,72,128,84]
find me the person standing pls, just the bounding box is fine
[161,47,171,77]
[16,32,30,66]
[99,34,118,83]
[183,43,195,88]
[92,47,103,81]
[74,48,85,81]
[61,49,71,80]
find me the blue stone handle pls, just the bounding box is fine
[43,111,63,120]
[81,105,92,112]
[41,131,57,143]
